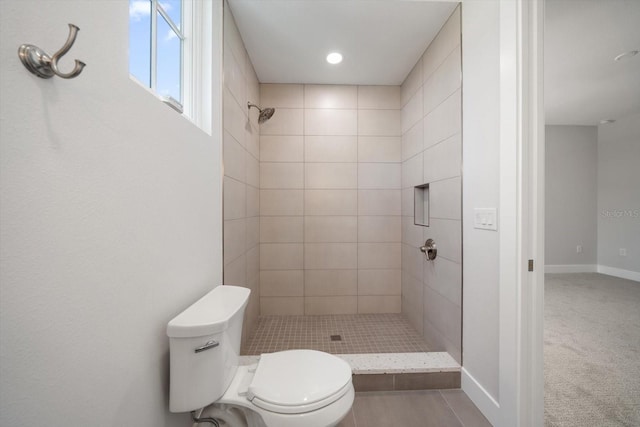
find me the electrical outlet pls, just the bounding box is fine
[576,245,583,254]
[619,248,627,257]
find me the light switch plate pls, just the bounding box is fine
[474,208,498,230]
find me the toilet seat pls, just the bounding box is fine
[247,350,352,415]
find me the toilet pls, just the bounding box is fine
[167,285,354,427]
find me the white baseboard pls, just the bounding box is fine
[461,368,500,426]
[544,264,597,273]
[597,265,640,282]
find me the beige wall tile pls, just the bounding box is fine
[423,7,461,82]
[358,216,401,242]
[358,243,401,269]
[401,188,413,217]
[260,216,303,243]
[223,7,247,77]
[401,59,423,108]
[305,109,358,135]
[246,186,259,217]
[260,108,303,136]
[245,152,259,187]
[304,216,358,243]
[245,125,260,159]
[246,64,259,110]
[223,131,246,182]
[423,256,461,307]
[402,218,427,248]
[261,270,303,294]
[260,135,303,162]
[305,136,357,162]
[260,190,303,216]
[305,163,357,189]
[429,177,461,220]
[358,296,401,313]
[260,243,303,270]
[224,177,246,220]
[305,296,357,315]
[304,243,357,269]
[423,90,461,149]
[423,134,461,183]
[261,297,304,315]
[358,190,402,216]
[402,154,424,189]
[402,274,424,322]
[358,137,401,163]
[260,162,303,189]
[224,219,246,265]
[246,216,259,249]
[358,163,401,189]
[423,286,461,358]
[402,119,423,162]
[424,218,462,263]
[246,245,260,281]
[223,88,246,145]
[260,270,304,296]
[402,243,425,282]
[224,45,246,108]
[305,190,358,215]
[304,85,357,109]
[423,45,461,116]
[224,254,246,286]
[305,270,358,296]
[358,86,401,109]
[401,91,423,134]
[260,84,304,108]
[358,269,401,295]
[358,110,401,136]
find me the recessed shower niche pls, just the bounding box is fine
[414,184,429,227]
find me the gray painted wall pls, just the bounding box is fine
[0,1,223,425]
[545,125,598,266]
[461,0,500,401]
[597,113,640,273]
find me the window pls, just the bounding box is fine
[129,0,214,133]
[130,0,183,110]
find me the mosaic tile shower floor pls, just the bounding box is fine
[242,314,430,355]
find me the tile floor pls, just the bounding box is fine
[242,314,430,355]
[338,389,492,427]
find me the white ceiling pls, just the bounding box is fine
[545,0,640,125]
[227,0,458,85]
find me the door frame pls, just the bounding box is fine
[498,0,545,425]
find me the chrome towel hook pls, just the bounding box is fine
[18,23,86,79]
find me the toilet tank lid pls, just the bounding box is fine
[167,286,250,338]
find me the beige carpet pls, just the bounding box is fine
[545,273,640,427]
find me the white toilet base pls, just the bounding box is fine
[201,365,355,427]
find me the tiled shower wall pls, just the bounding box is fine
[258,84,402,316]
[222,4,261,344]
[400,7,462,362]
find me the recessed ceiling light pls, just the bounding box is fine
[614,50,638,61]
[599,119,616,124]
[326,52,343,65]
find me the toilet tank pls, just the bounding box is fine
[167,285,250,413]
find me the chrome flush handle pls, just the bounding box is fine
[194,340,219,353]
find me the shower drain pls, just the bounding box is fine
[330,335,342,341]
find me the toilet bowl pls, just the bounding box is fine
[167,286,354,427]
[214,350,354,427]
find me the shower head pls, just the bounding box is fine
[248,102,276,124]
